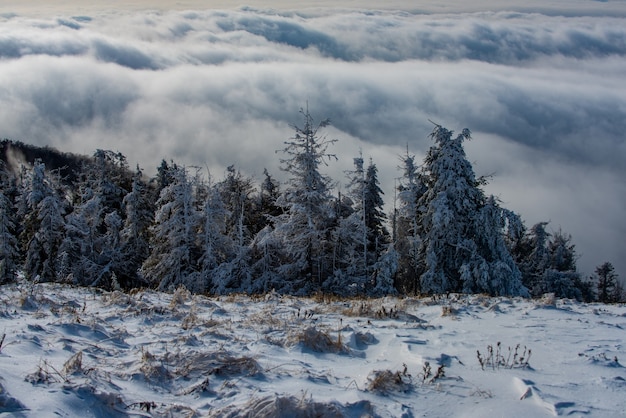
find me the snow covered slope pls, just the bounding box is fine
[0,283,624,417]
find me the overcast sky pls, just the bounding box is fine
[1,1,625,277]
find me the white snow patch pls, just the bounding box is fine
[0,283,625,417]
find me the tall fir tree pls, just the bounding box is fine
[594,262,620,303]
[417,124,526,296]
[394,150,426,294]
[0,163,19,284]
[56,151,127,287]
[272,107,336,293]
[515,223,588,300]
[141,165,201,291]
[364,159,390,283]
[119,165,153,288]
[199,185,232,294]
[22,161,67,282]
[327,155,368,294]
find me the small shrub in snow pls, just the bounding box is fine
[62,351,84,376]
[536,293,557,308]
[110,290,133,305]
[366,366,412,394]
[169,285,191,310]
[477,342,532,370]
[290,326,347,353]
[139,348,172,382]
[417,362,446,385]
[441,305,457,317]
[26,359,69,384]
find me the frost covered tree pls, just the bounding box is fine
[141,166,201,291]
[515,223,588,300]
[417,124,526,296]
[593,262,620,303]
[209,166,257,293]
[394,150,426,294]
[272,107,337,293]
[513,221,550,292]
[364,160,389,261]
[119,166,153,288]
[250,168,281,235]
[57,151,130,287]
[327,156,368,294]
[328,155,391,295]
[462,196,528,296]
[0,164,19,284]
[250,225,284,293]
[22,161,67,282]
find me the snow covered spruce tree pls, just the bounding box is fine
[327,155,369,294]
[119,165,153,288]
[417,124,527,296]
[593,262,621,303]
[210,166,255,293]
[141,165,202,292]
[512,222,590,300]
[0,163,19,284]
[249,169,283,293]
[394,150,426,294]
[364,159,390,265]
[57,150,129,287]
[20,160,68,282]
[272,107,337,294]
[329,155,393,295]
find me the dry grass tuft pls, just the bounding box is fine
[169,286,191,310]
[105,290,135,307]
[366,368,412,394]
[62,351,84,376]
[289,326,347,354]
[535,293,557,308]
[441,305,457,317]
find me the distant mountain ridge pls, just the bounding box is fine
[2,139,98,183]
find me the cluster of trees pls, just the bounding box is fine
[0,111,622,301]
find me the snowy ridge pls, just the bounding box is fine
[0,283,625,417]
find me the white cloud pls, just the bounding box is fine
[0,6,625,276]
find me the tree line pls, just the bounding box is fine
[0,110,622,301]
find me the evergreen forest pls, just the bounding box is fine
[0,110,621,302]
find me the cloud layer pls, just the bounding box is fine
[1,4,625,276]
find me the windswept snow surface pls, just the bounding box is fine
[0,283,624,417]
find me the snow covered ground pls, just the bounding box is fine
[0,282,624,417]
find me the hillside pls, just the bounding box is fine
[0,282,624,417]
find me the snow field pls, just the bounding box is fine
[0,283,625,417]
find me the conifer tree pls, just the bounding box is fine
[417,124,526,296]
[327,155,368,293]
[594,262,619,303]
[515,223,588,300]
[22,161,67,282]
[394,150,426,294]
[364,159,391,286]
[0,163,19,284]
[119,165,153,288]
[272,107,337,293]
[56,151,128,287]
[141,165,201,291]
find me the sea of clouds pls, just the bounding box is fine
[0,2,625,276]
